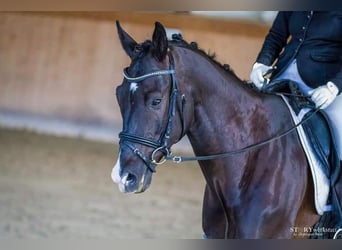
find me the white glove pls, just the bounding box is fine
[308,81,339,109]
[250,62,273,90]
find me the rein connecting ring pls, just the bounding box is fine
[151,147,170,165]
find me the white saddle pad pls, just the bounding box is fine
[280,95,331,215]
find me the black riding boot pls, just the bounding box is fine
[332,161,342,238]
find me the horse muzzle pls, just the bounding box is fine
[111,152,151,193]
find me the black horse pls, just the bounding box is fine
[111,21,327,238]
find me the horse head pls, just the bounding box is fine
[112,21,188,193]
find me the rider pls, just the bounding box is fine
[250,11,342,232]
[250,11,342,165]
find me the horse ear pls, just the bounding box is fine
[116,20,137,59]
[152,22,168,61]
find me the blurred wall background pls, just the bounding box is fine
[0,11,275,143]
[0,11,277,239]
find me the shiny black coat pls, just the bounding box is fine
[256,11,342,93]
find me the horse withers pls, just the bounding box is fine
[111,21,337,238]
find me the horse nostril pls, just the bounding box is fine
[127,173,136,184]
[123,173,136,186]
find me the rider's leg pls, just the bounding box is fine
[324,94,342,161]
[324,94,342,232]
[273,59,342,157]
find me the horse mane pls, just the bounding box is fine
[133,33,247,83]
[169,33,245,82]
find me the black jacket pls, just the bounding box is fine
[256,11,342,93]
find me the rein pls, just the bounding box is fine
[119,50,320,172]
[167,104,320,163]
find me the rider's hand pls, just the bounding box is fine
[308,81,339,109]
[250,62,273,90]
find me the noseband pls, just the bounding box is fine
[119,52,183,173]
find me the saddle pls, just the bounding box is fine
[263,80,339,176]
[262,80,342,238]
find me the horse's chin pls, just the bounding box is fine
[133,182,151,194]
[131,173,151,194]
[119,176,151,194]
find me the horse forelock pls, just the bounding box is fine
[125,40,153,78]
[133,40,152,59]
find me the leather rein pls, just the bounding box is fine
[119,51,320,173]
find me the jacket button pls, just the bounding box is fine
[302,26,306,30]
[299,38,303,42]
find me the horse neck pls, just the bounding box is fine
[173,46,263,151]
[173,45,274,198]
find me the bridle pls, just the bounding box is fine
[119,50,321,174]
[119,52,184,173]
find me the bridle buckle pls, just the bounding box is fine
[151,147,170,165]
[172,156,182,163]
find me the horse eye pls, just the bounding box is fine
[152,98,162,106]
